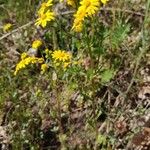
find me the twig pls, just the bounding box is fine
[125,47,148,95]
[0,21,34,41]
[60,8,145,17]
[98,121,107,132]
[101,7,145,17]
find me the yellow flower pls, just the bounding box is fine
[72,6,86,32]
[72,0,100,32]
[72,19,83,32]
[74,6,87,20]
[21,52,28,60]
[51,50,72,62]
[35,10,55,28]
[32,40,42,49]
[80,0,100,17]
[51,50,73,69]
[14,54,44,75]
[101,0,109,4]
[41,63,48,74]
[38,0,53,14]
[3,23,13,32]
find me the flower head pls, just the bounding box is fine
[38,0,53,14]
[35,10,55,28]
[81,0,100,17]
[32,40,42,49]
[52,50,72,62]
[3,23,13,32]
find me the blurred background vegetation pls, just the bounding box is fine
[0,0,150,150]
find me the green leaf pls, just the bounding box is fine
[109,21,130,49]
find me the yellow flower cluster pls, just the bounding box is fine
[14,52,44,75]
[72,0,100,32]
[35,0,55,28]
[3,23,13,32]
[51,50,72,69]
[72,0,109,32]
[14,49,80,75]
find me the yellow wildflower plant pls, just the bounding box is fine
[35,10,55,28]
[72,0,110,32]
[14,53,44,75]
[32,40,42,49]
[51,50,72,62]
[38,0,53,14]
[3,23,13,32]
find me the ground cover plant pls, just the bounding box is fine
[0,0,150,149]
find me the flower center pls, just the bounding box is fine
[41,2,47,8]
[41,14,47,20]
